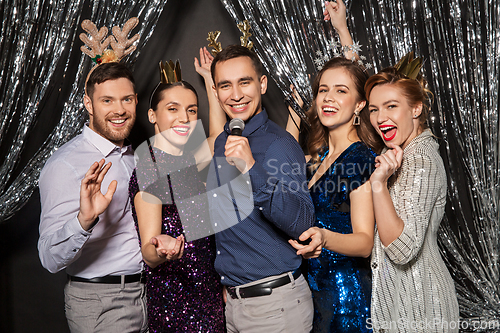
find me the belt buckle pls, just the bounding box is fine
[140,271,147,284]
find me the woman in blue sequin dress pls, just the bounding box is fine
[129,53,225,332]
[289,58,380,332]
[287,4,384,331]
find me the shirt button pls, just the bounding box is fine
[73,249,78,252]
[372,262,378,269]
[217,251,220,255]
[218,165,222,169]
[259,207,263,211]
[214,223,218,227]
[221,276,225,280]
[213,193,217,198]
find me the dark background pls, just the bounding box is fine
[0,0,289,332]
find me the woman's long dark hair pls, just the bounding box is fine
[307,58,384,169]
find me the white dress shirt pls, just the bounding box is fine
[38,125,142,278]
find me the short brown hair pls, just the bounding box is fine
[210,45,263,82]
[86,62,135,100]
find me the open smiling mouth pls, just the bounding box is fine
[379,125,397,141]
[109,119,127,126]
[322,107,338,114]
[230,102,249,112]
[172,126,190,136]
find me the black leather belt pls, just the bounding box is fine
[226,268,302,299]
[68,273,144,284]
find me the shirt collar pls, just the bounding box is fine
[83,125,131,157]
[224,109,268,137]
[380,129,435,155]
[403,128,434,153]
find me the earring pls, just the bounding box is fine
[353,110,360,126]
[414,114,418,118]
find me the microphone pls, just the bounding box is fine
[229,118,245,136]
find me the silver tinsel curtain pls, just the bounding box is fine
[0,0,168,222]
[221,0,500,330]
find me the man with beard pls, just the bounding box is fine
[38,63,147,332]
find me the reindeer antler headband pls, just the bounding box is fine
[207,20,253,56]
[79,18,140,66]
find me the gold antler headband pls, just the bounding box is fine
[207,31,222,56]
[207,20,253,56]
[237,20,253,50]
[394,51,423,80]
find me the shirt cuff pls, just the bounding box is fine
[70,216,94,238]
[383,226,414,264]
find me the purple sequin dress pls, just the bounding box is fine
[129,146,224,333]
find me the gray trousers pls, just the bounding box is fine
[64,278,148,333]
[225,272,313,333]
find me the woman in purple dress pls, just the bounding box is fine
[129,51,225,332]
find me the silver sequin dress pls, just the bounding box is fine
[370,130,459,333]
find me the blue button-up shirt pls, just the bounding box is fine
[207,109,314,286]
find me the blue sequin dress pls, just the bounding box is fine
[129,146,224,333]
[306,142,376,333]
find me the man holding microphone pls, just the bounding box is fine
[207,44,315,333]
